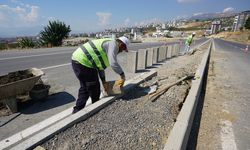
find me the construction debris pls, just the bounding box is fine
[142,84,158,95]
[149,75,194,102]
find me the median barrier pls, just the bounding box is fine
[137,49,147,70]
[164,41,212,150]
[126,50,138,73]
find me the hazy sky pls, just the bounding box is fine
[0,0,250,37]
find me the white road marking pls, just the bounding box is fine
[220,120,237,150]
[0,51,71,61]
[41,63,71,70]
[220,110,238,150]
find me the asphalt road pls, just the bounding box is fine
[0,38,208,140]
[0,42,169,75]
[213,39,250,150]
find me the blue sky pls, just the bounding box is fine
[0,0,250,37]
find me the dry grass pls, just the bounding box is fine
[210,30,250,44]
[179,21,211,29]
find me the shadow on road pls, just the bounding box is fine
[19,92,75,114]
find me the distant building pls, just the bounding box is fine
[211,21,221,34]
[232,10,250,32]
[161,23,166,29]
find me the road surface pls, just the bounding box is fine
[189,38,250,150]
[213,39,250,150]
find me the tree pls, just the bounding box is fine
[40,20,71,47]
[245,17,250,30]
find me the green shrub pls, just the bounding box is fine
[18,37,35,48]
[0,43,7,50]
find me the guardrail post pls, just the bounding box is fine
[153,47,159,64]
[137,49,147,70]
[158,46,165,62]
[173,44,178,57]
[167,45,173,59]
[175,44,180,56]
[177,44,181,55]
[165,46,168,59]
[127,51,138,73]
[146,48,153,67]
[162,46,167,61]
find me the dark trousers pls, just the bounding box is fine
[71,60,100,112]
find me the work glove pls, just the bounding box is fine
[102,81,109,92]
[115,74,126,87]
[115,79,125,87]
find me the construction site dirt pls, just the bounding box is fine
[40,45,208,150]
[0,70,34,85]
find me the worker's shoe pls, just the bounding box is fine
[72,108,81,114]
[72,109,78,114]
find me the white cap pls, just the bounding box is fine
[192,32,196,35]
[118,36,130,51]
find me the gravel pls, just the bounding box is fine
[41,45,207,150]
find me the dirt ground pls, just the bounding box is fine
[210,30,250,44]
[40,44,208,150]
[0,70,34,85]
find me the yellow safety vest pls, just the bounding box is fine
[72,38,111,70]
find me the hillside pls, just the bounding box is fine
[210,30,250,44]
[179,21,211,29]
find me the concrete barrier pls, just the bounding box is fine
[153,47,159,64]
[137,49,147,70]
[175,44,180,56]
[172,44,178,57]
[162,46,167,61]
[158,46,165,62]
[126,51,138,73]
[164,46,168,60]
[146,48,153,67]
[167,45,173,59]
[164,42,212,150]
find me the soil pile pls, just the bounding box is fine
[0,70,34,85]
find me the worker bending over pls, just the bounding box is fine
[71,36,130,114]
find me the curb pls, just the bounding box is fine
[0,107,72,150]
[164,41,212,150]
[4,71,157,150]
[191,39,211,51]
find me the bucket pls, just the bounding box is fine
[29,84,50,101]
